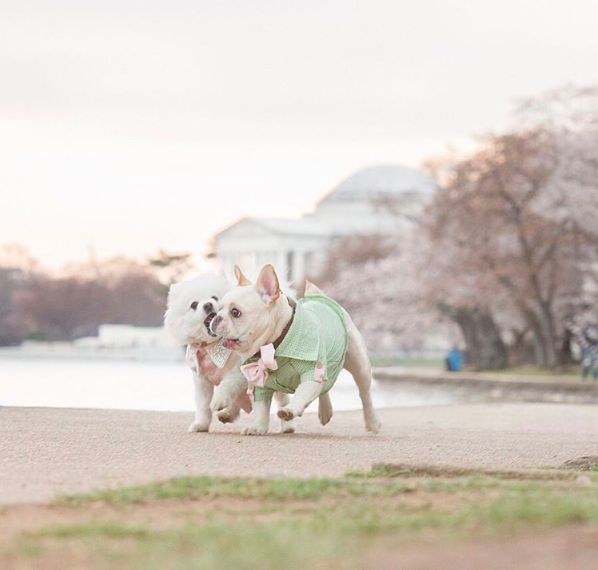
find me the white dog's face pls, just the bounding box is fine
[164,275,229,345]
[211,265,287,356]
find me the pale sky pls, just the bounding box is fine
[1,0,597,268]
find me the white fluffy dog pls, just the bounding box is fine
[164,273,296,433]
[164,274,249,432]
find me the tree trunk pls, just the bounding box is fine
[524,309,549,367]
[444,306,509,370]
[539,302,559,368]
[559,328,575,368]
[523,305,560,369]
[508,328,537,367]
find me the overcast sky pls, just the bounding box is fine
[1,0,597,268]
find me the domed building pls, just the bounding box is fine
[214,164,438,283]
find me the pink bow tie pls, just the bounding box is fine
[240,344,278,387]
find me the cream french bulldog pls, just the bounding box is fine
[210,264,381,435]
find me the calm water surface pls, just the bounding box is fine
[0,358,457,412]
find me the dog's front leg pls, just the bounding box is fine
[216,401,241,424]
[242,398,271,435]
[277,381,323,421]
[189,373,214,432]
[212,369,246,424]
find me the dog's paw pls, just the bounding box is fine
[318,403,333,426]
[277,407,295,422]
[365,418,381,434]
[241,424,269,435]
[217,408,240,424]
[280,420,295,434]
[188,421,210,433]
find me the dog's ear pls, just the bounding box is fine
[304,280,326,297]
[256,264,280,305]
[166,282,180,306]
[233,265,251,286]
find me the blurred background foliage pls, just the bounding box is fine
[2,86,597,371]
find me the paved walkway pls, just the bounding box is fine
[1,403,597,504]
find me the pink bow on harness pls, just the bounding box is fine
[240,343,278,388]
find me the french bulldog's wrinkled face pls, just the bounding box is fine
[164,277,225,345]
[211,264,283,356]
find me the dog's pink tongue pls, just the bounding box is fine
[223,339,237,350]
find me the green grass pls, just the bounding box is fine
[5,468,598,570]
[481,365,579,379]
[371,359,582,380]
[35,523,154,540]
[58,467,566,508]
[54,475,421,507]
[370,355,444,368]
[348,462,573,481]
[54,466,589,509]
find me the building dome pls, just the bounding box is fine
[318,164,437,206]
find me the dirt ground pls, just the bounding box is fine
[3,403,598,569]
[1,491,597,570]
[2,403,598,504]
[370,527,598,570]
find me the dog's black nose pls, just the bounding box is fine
[203,301,214,314]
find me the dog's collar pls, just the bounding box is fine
[187,340,232,370]
[272,296,296,350]
[249,296,296,360]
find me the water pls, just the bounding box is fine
[0,358,456,412]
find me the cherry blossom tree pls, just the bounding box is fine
[318,233,446,354]
[321,85,598,369]
[424,86,598,368]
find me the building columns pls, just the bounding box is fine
[294,251,306,284]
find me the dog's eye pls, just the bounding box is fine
[190,301,198,311]
[231,308,242,318]
[211,295,218,301]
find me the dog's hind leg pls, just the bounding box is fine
[343,315,381,434]
[274,392,295,433]
[277,381,323,422]
[318,392,333,425]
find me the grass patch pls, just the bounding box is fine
[348,462,573,481]
[560,456,598,471]
[488,365,579,379]
[33,523,154,540]
[370,355,443,368]
[54,475,422,507]
[5,467,598,570]
[55,466,589,509]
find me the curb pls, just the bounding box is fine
[374,367,598,405]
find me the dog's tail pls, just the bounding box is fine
[304,280,328,297]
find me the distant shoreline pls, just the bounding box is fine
[0,345,183,362]
[376,367,598,405]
